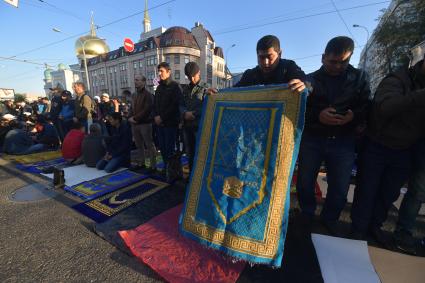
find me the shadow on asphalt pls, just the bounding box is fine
[109,250,165,281]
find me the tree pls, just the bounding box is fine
[375,0,425,73]
[14,94,25,103]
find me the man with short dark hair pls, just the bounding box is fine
[181,62,217,171]
[296,36,371,235]
[72,82,93,133]
[97,112,132,173]
[235,35,306,93]
[128,74,156,171]
[153,62,183,169]
[351,56,425,248]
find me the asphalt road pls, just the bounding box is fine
[0,159,163,283]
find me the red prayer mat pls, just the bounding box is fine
[119,205,246,283]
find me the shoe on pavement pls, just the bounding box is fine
[394,229,418,256]
[370,226,394,250]
[321,219,342,237]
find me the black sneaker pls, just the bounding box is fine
[370,227,394,250]
[321,219,342,237]
[349,229,366,241]
[394,230,418,255]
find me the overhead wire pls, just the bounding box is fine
[4,0,177,60]
[330,0,359,45]
[214,1,390,35]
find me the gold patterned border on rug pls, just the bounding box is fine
[182,87,302,259]
[86,178,169,216]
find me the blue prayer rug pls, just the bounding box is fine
[65,170,148,200]
[15,157,69,174]
[73,178,169,222]
[179,84,307,267]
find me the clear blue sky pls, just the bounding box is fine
[0,0,390,94]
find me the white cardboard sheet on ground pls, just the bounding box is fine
[312,233,380,283]
[42,165,125,187]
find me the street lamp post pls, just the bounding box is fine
[225,44,236,87]
[52,28,106,95]
[353,24,370,70]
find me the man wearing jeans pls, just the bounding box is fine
[394,140,425,255]
[296,36,371,235]
[351,56,425,247]
[153,62,182,170]
[128,74,156,171]
[96,112,132,173]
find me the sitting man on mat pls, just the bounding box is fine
[96,112,132,173]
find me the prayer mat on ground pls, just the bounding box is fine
[41,165,126,187]
[119,205,246,283]
[73,178,169,222]
[64,170,148,200]
[94,182,186,254]
[179,84,307,267]
[15,157,69,174]
[2,150,62,164]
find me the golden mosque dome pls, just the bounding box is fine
[75,14,110,58]
[75,35,110,57]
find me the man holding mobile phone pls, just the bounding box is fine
[296,36,371,235]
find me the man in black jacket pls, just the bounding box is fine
[96,112,132,173]
[180,62,216,171]
[351,57,425,248]
[235,35,306,93]
[153,62,183,168]
[296,36,371,235]
[129,75,156,171]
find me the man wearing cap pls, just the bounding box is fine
[128,75,156,171]
[72,82,93,133]
[180,62,217,171]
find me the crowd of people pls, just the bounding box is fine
[0,34,424,256]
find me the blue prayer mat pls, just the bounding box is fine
[179,84,307,267]
[15,157,69,174]
[73,178,169,222]
[65,170,148,200]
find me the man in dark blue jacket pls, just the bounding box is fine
[296,36,371,235]
[96,112,132,173]
[235,35,306,93]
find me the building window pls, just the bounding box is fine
[165,56,171,64]
[184,55,190,64]
[114,66,117,73]
[139,61,143,68]
[174,70,180,80]
[154,57,158,65]
[133,62,138,69]
[207,50,213,64]
[174,55,180,64]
